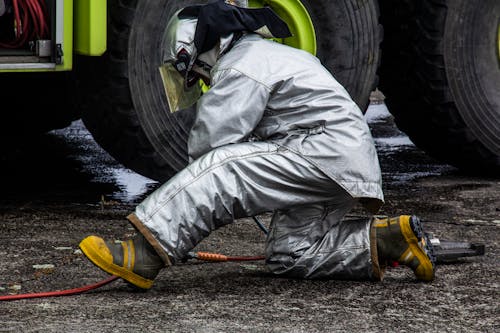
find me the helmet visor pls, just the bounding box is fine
[159,63,202,113]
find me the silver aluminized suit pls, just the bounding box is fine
[128,34,385,280]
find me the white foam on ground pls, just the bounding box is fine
[375,136,415,148]
[365,103,392,123]
[111,168,158,202]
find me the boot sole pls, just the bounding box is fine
[401,216,436,281]
[79,236,154,289]
[409,215,437,265]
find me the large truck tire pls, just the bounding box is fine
[378,0,500,175]
[79,0,381,182]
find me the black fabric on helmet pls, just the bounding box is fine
[178,0,292,54]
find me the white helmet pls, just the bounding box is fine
[159,7,234,113]
[159,0,291,113]
[159,11,202,113]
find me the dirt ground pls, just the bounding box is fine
[0,106,498,332]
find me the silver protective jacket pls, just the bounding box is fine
[189,34,383,203]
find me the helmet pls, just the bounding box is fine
[159,11,202,113]
[159,0,292,113]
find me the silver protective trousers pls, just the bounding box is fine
[129,142,376,280]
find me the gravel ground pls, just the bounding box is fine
[0,105,498,332]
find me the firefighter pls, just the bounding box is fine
[79,0,435,290]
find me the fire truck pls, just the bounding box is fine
[1,0,498,181]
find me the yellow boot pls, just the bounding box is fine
[79,233,165,289]
[373,215,436,281]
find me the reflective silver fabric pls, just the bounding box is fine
[162,12,197,64]
[228,0,248,6]
[134,142,374,278]
[189,34,384,203]
[266,207,375,280]
[133,34,383,279]
[135,142,342,260]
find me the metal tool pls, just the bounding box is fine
[427,233,485,263]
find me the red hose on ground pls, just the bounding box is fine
[0,275,119,301]
[0,253,264,301]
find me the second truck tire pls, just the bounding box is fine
[379,0,500,174]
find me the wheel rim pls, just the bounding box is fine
[497,22,500,63]
[249,0,317,55]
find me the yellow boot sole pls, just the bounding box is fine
[399,216,435,281]
[79,236,154,289]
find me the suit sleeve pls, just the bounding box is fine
[188,68,270,160]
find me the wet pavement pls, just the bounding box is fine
[0,120,157,205]
[1,103,457,204]
[365,104,456,184]
[0,104,498,332]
